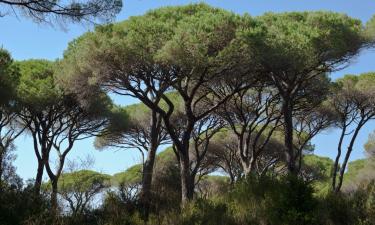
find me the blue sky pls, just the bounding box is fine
[2,0,375,180]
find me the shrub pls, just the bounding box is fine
[227,175,319,225]
[0,182,52,225]
[181,199,236,225]
[264,175,319,225]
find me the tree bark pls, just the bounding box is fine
[51,178,59,217]
[282,98,297,175]
[34,160,44,194]
[139,111,159,219]
[242,161,252,177]
[140,148,156,219]
[180,150,194,205]
[332,122,346,191]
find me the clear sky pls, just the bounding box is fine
[2,0,375,181]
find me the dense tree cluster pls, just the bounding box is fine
[2,3,375,225]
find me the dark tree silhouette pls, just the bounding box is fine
[0,0,122,24]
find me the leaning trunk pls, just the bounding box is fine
[34,160,44,194]
[335,122,364,192]
[332,121,346,191]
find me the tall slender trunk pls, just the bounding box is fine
[32,130,45,195]
[139,111,159,219]
[45,151,66,217]
[34,160,44,194]
[282,98,296,175]
[335,122,364,192]
[332,122,346,191]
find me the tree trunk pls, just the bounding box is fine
[332,123,346,191]
[335,122,364,192]
[180,151,194,205]
[139,111,161,220]
[34,160,44,194]
[51,178,59,217]
[160,101,196,205]
[282,98,296,175]
[139,140,157,219]
[242,161,252,177]
[228,170,235,186]
[249,155,257,175]
[238,136,252,177]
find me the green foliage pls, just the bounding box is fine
[319,192,357,225]
[336,73,375,93]
[364,15,375,41]
[344,159,367,185]
[16,59,60,108]
[94,92,182,150]
[156,147,176,162]
[94,105,131,150]
[197,175,230,199]
[354,181,375,225]
[149,147,181,213]
[342,157,375,192]
[0,182,52,225]
[364,130,375,157]
[3,3,375,225]
[181,199,236,225]
[57,3,245,113]
[112,164,142,186]
[110,148,178,188]
[58,170,111,192]
[264,176,319,225]
[303,155,334,179]
[226,175,319,225]
[0,49,19,105]
[302,154,334,195]
[253,11,366,72]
